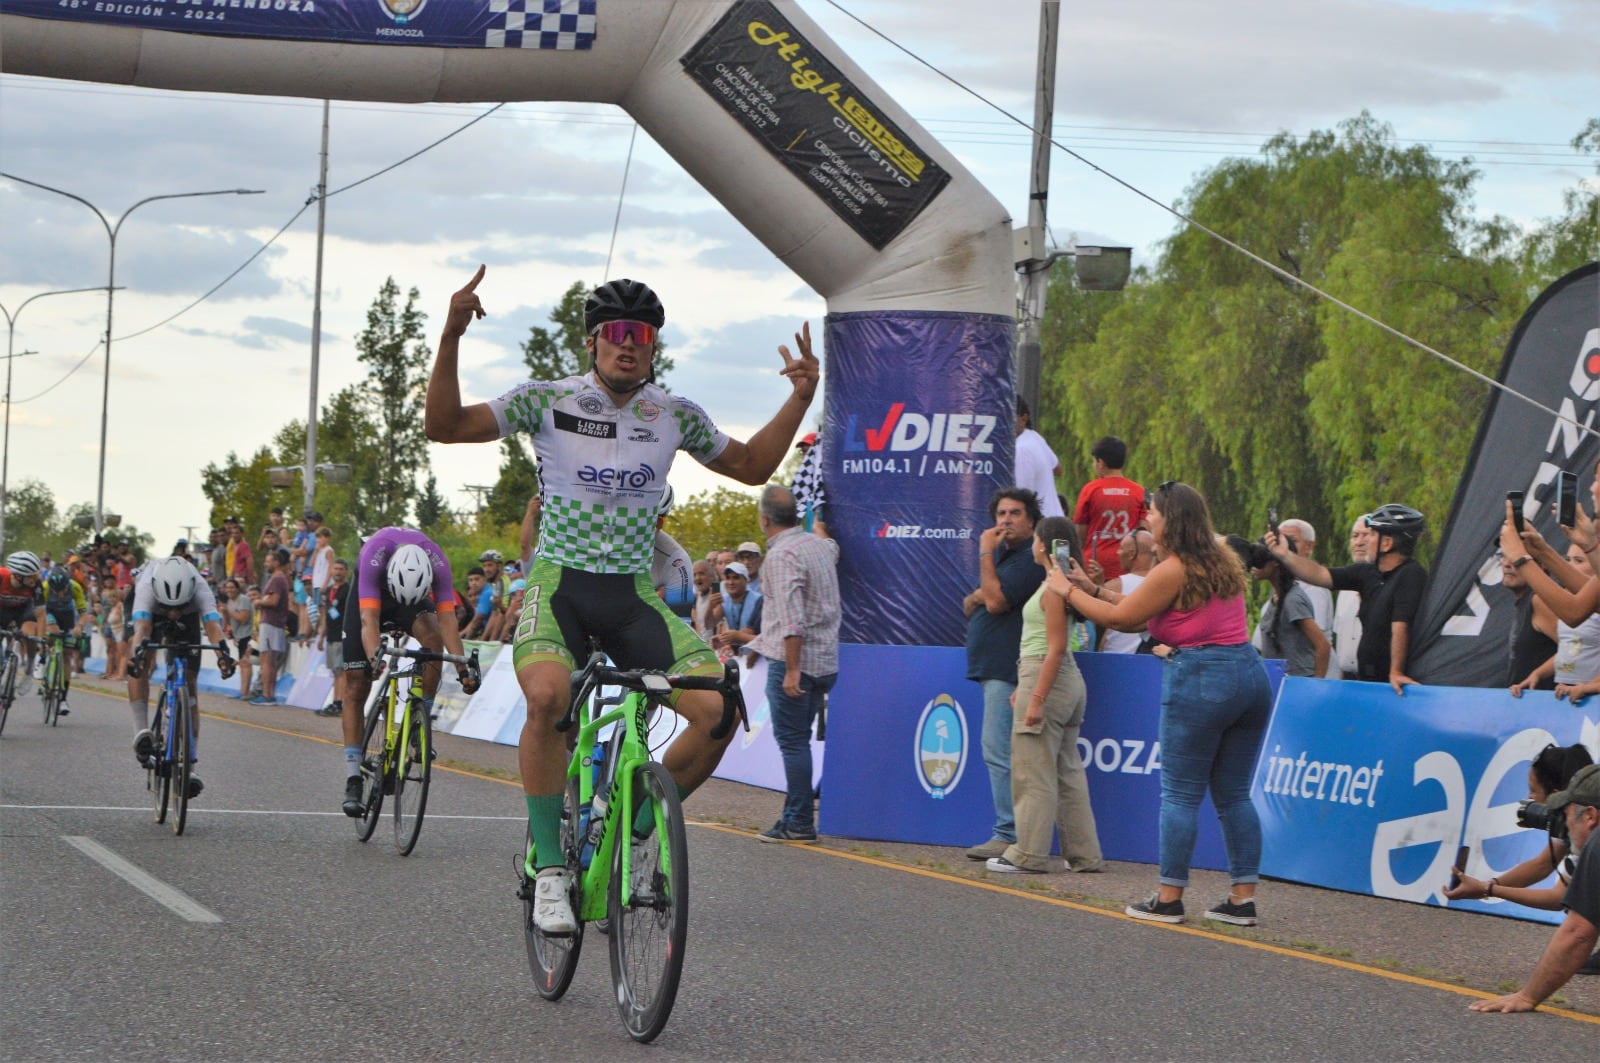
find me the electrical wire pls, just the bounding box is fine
[822,0,1600,440]
[603,123,640,280]
[6,102,506,399]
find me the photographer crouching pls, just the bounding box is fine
[1465,759,1600,1012]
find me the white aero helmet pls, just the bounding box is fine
[386,544,434,605]
[150,556,199,608]
[5,551,42,578]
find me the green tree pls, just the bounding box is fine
[199,447,280,537]
[355,277,433,527]
[415,473,449,534]
[0,480,153,561]
[486,435,540,528]
[1039,112,1532,560]
[662,486,759,560]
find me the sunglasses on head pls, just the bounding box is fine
[592,319,658,346]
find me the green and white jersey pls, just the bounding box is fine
[488,374,729,574]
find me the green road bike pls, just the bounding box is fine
[353,633,480,856]
[39,630,74,727]
[519,651,746,1043]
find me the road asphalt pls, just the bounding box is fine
[41,673,1600,1024]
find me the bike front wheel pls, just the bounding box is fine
[151,692,172,824]
[0,650,16,736]
[608,760,689,1043]
[170,689,192,836]
[523,781,584,1001]
[354,703,388,842]
[392,703,432,855]
[42,654,60,725]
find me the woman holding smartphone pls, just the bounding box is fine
[985,517,1103,875]
[1046,480,1270,925]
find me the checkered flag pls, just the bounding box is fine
[486,0,597,50]
[792,440,827,523]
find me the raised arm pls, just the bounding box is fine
[426,264,504,445]
[1265,529,1335,588]
[705,323,819,485]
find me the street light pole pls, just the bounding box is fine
[1015,0,1061,418]
[0,285,113,552]
[304,99,331,519]
[0,173,264,533]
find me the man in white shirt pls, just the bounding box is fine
[1281,518,1334,675]
[1331,516,1375,680]
[1101,529,1155,653]
[1014,398,1065,518]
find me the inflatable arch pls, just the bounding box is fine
[2,0,1017,649]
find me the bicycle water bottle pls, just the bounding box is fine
[579,741,608,869]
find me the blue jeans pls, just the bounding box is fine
[765,664,837,832]
[1157,644,1271,888]
[979,678,1017,843]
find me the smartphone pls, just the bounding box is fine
[1051,539,1075,570]
[1448,844,1471,891]
[1558,470,1579,527]
[1267,507,1279,535]
[1507,490,1526,534]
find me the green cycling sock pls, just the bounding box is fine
[526,793,565,871]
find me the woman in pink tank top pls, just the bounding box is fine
[1045,481,1271,927]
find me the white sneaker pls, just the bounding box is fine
[533,867,577,934]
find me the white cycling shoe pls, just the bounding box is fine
[533,867,577,935]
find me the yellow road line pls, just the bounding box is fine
[69,682,1600,1023]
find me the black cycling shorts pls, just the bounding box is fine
[340,594,433,673]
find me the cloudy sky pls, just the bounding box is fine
[0,0,1595,550]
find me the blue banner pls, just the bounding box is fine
[1257,678,1599,925]
[823,311,1014,647]
[822,647,1285,871]
[5,0,598,49]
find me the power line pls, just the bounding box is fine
[822,0,1600,441]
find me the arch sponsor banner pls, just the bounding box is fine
[4,0,598,49]
[682,0,951,250]
[1256,677,1600,925]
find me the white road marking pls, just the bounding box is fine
[6,804,522,820]
[62,836,223,924]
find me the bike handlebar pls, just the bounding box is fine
[563,653,749,740]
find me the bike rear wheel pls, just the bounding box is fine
[0,650,16,736]
[392,702,432,855]
[151,692,172,824]
[42,652,60,725]
[354,701,388,842]
[608,760,688,1043]
[170,689,192,836]
[524,779,584,1001]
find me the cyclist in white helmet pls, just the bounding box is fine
[337,527,479,817]
[126,556,236,797]
[425,267,817,932]
[0,551,48,689]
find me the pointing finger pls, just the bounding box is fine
[465,264,486,291]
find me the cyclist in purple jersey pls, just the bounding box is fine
[338,527,480,816]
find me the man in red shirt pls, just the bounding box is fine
[1072,436,1145,580]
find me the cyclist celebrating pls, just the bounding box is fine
[425,267,817,933]
[41,566,88,714]
[338,528,480,817]
[126,556,235,798]
[0,551,47,690]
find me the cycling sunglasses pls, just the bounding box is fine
[591,319,658,346]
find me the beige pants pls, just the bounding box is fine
[1002,655,1103,872]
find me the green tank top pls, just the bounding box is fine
[1018,583,1085,664]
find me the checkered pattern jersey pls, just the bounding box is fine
[487,374,729,575]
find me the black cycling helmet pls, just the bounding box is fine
[1365,503,1426,552]
[48,569,69,589]
[584,279,664,333]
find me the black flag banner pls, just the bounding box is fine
[1411,262,1600,687]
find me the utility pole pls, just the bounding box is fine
[304,99,331,519]
[462,484,494,514]
[1015,0,1060,418]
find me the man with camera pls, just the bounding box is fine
[1470,763,1600,1012]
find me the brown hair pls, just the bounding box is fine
[1152,481,1247,610]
